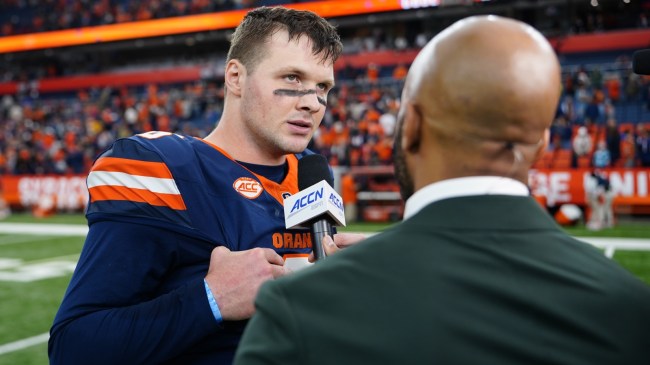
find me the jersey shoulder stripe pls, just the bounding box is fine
[88,156,186,210]
[86,136,192,229]
[91,156,173,178]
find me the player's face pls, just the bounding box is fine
[240,30,334,157]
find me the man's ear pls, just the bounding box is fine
[224,60,245,97]
[532,128,550,163]
[402,102,422,154]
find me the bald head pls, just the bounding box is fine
[395,15,561,195]
[410,15,560,142]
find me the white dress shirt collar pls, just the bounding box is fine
[403,176,529,220]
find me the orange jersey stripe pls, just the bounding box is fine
[254,155,299,205]
[198,138,300,205]
[89,185,186,210]
[92,157,173,179]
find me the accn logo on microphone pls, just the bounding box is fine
[233,177,264,199]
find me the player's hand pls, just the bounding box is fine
[308,232,367,262]
[205,246,287,321]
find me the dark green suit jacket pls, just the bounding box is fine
[235,195,650,365]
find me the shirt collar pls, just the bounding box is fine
[403,176,529,220]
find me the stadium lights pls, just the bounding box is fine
[0,0,482,54]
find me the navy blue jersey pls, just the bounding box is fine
[49,131,318,365]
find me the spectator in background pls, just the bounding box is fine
[585,171,615,230]
[378,107,397,137]
[590,66,603,90]
[636,124,650,167]
[341,172,358,223]
[584,95,601,125]
[557,93,576,122]
[65,146,85,174]
[605,118,621,166]
[572,126,592,167]
[392,63,408,80]
[574,76,591,122]
[625,69,642,101]
[550,115,572,150]
[13,147,35,174]
[620,131,637,167]
[366,63,379,83]
[394,35,408,51]
[592,140,611,168]
[0,149,7,175]
[605,75,621,103]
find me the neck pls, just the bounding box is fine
[204,109,286,165]
[412,143,529,192]
[204,127,287,165]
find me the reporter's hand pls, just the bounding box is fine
[308,232,367,262]
[205,247,287,320]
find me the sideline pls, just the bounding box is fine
[0,333,49,356]
[573,237,650,258]
[0,223,84,357]
[0,224,649,356]
[1,223,650,256]
[0,223,87,236]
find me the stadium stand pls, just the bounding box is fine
[0,0,321,36]
[1,0,650,218]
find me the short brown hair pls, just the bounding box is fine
[227,7,342,73]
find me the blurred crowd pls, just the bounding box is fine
[1,0,650,176]
[0,0,316,36]
[0,64,404,175]
[0,81,223,175]
[1,57,650,176]
[1,0,649,37]
[549,62,650,168]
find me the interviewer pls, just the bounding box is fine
[234,15,650,365]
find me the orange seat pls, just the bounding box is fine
[577,155,592,168]
[551,149,572,169]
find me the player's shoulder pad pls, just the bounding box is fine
[86,132,193,222]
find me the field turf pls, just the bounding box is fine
[0,213,648,364]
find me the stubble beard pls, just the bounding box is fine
[393,117,415,201]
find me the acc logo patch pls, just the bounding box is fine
[233,177,264,199]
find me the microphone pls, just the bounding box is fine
[284,154,346,261]
[633,49,650,75]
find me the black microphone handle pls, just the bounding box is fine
[310,219,333,261]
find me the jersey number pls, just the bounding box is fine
[137,131,173,139]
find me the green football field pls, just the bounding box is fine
[0,213,649,364]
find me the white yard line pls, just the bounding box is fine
[0,223,87,236]
[1,222,650,255]
[0,235,63,245]
[0,223,84,357]
[0,224,648,356]
[26,254,80,265]
[0,332,49,356]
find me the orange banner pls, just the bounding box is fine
[37,66,202,93]
[0,0,415,54]
[0,50,416,95]
[529,168,650,208]
[1,175,88,210]
[5,168,649,213]
[556,28,650,54]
